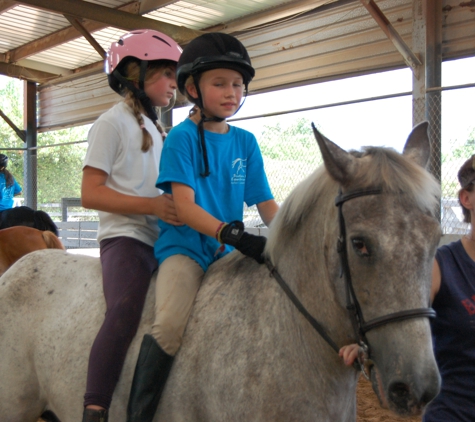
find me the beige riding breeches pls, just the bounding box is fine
[150,254,204,356]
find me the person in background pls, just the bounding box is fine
[126,32,279,421]
[80,29,182,422]
[0,154,22,211]
[422,154,475,422]
[339,154,475,422]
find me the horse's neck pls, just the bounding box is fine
[270,236,352,362]
[243,262,358,405]
[282,185,357,344]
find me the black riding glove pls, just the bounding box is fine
[218,220,267,264]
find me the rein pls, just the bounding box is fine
[266,187,436,375]
[265,260,339,354]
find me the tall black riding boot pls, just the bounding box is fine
[126,334,174,422]
[82,408,108,422]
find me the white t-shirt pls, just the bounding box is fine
[83,101,162,246]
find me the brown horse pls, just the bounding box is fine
[0,226,65,276]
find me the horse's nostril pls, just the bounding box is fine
[388,381,411,408]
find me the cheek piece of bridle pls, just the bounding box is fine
[266,187,436,378]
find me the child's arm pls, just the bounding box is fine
[256,199,279,227]
[82,166,182,225]
[339,343,360,366]
[431,259,441,303]
[171,182,221,237]
[172,182,267,263]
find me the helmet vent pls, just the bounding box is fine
[228,51,242,58]
[152,35,172,47]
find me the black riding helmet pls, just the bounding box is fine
[176,33,255,177]
[177,32,255,97]
[0,154,8,169]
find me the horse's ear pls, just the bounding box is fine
[312,123,355,184]
[402,121,431,168]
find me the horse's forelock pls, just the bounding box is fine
[353,147,440,217]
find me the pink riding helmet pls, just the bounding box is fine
[105,29,182,94]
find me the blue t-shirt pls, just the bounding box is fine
[155,118,274,271]
[0,173,21,211]
[423,240,475,422]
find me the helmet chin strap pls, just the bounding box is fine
[194,77,249,178]
[112,65,158,122]
[197,112,223,178]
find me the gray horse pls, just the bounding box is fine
[0,122,441,421]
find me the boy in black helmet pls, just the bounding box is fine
[0,154,22,211]
[127,33,279,421]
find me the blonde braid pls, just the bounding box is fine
[122,61,171,150]
[153,109,167,140]
[124,93,153,152]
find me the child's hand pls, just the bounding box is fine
[339,343,360,366]
[153,194,183,225]
[218,221,267,264]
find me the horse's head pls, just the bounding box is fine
[316,121,441,415]
[267,122,441,416]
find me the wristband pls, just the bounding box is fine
[215,222,226,243]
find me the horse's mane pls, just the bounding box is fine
[266,146,440,257]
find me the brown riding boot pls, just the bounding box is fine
[82,408,108,422]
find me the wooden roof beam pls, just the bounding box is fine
[3,2,139,63]
[15,0,202,44]
[64,14,106,59]
[206,0,330,33]
[0,0,15,12]
[360,0,422,79]
[0,61,58,84]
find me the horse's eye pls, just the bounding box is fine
[352,238,369,257]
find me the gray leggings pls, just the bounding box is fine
[83,236,158,409]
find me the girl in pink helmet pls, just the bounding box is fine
[80,29,182,422]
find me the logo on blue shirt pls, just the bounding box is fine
[231,158,246,184]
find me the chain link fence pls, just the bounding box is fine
[2,83,474,236]
[414,87,475,235]
[4,140,97,222]
[240,84,474,234]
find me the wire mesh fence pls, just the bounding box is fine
[241,84,474,234]
[2,85,474,236]
[414,87,475,234]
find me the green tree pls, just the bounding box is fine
[441,127,475,197]
[257,117,323,202]
[0,78,24,185]
[448,128,475,159]
[0,78,89,215]
[258,117,319,162]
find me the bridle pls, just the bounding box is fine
[266,187,436,376]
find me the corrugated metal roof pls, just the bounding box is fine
[145,0,287,29]
[0,0,297,80]
[0,0,474,130]
[28,0,284,72]
[244,0,415,91]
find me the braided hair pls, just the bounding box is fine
[121,60,174,152]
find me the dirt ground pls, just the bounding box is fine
[357,376,422,422]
